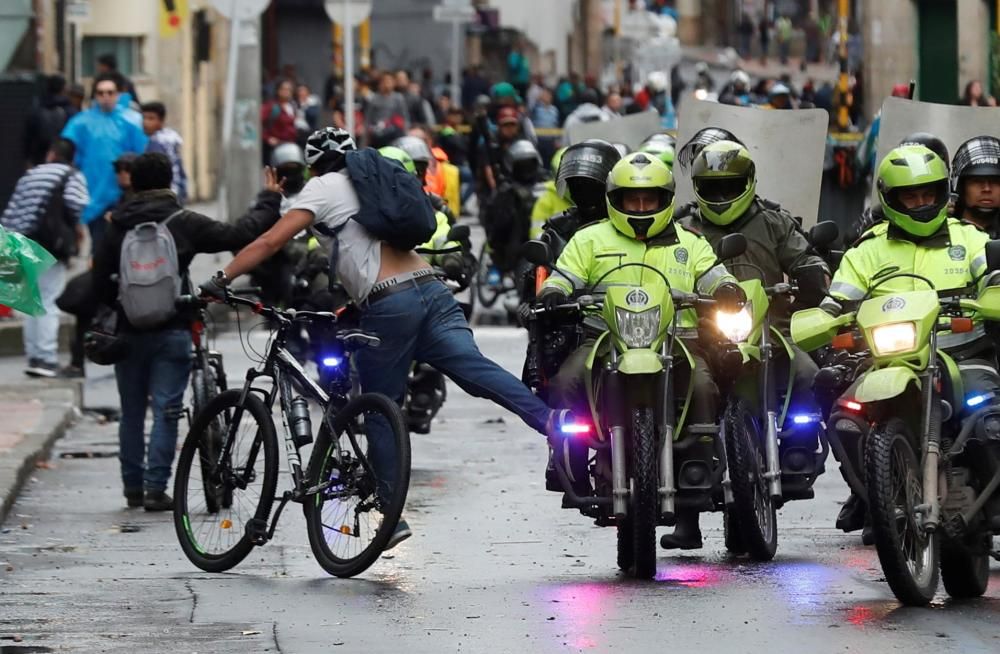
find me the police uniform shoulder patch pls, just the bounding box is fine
[948,245,967,261]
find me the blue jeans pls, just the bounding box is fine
[356,280,551,494]
[114,329,192,491]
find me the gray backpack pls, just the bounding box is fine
[118,210,184,328]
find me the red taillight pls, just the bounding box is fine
[535,266,549,295]
[841,400,863,412]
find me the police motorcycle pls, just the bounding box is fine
[523,233,772,578]
[710,221,838,559]
[791,250,1000,605]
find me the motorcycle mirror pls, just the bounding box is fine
[809,221,840,248]
[986,240,1000,273]
[521,239,553,267]
[716,233,748,261]
[447,224,471,242]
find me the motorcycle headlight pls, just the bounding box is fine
[615,307,661,348]
[715,305,753,343]
[870,322,917,356]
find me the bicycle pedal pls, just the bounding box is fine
[245,518,269,546]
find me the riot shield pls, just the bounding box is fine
[875,97,1000,172]
[564,111,662,151]
[675,99,828,227]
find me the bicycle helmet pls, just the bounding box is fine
[270,142,306,168]
[378,145,417,176]
[304,127,355,174]
[691,140,756,226]
[606,152,676,240]
[877,144,951,238]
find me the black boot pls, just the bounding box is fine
[660,510,703,550]
[836,492,866,533]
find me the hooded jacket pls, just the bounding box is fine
[93,188,282,331]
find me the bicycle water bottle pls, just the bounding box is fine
[289,397,313,447]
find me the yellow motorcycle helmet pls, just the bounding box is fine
[877,144,951,238]
[691,140,757,226]
[606,152,676,240]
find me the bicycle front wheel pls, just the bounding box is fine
[174,389,279,573]
[304,393,410,578]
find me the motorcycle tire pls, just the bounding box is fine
[725,399,777,561]
[630,408,658,579]
[941,535,991,599]
[865,418,939,606]
[616,518,634,573]
[723,508,747,555]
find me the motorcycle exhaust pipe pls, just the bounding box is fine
[611,425,628,518]
[765,410,783,498]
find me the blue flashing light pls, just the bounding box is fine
[967,394,991,408]
[792,414,816,425]
[321,356,343,368]
[561,422,592,435]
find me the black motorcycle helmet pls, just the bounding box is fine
[951,135,1000,220]
[556,139,622,221]
[677,127,743,173]
[898,132,950,170]
[502,139,543,184]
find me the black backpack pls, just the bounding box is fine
[341,148,436,250]
[32,168,77,261]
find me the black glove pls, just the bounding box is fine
[537,289,568,313]
[713,282,746,312]
[198,272,229,302]
[516,302,532,327]
[794,265,828,308]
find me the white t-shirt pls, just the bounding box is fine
[289,171,380,302]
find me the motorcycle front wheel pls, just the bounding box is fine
[629,408,658,579]
[865,418,939,605]
[725,399,777,561]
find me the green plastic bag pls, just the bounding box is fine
[0,224,56,316]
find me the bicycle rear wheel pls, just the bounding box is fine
[304,393,410,578]
[174,389,279,573]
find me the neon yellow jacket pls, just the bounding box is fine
[542,220,736,330]
[418,211,460,266]
[826,218,991,347]
[530,181,573,239]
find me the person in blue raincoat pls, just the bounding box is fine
[60,73,147,254]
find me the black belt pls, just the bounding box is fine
[363,273,441,306]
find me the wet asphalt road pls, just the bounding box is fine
[2,325,1000,654]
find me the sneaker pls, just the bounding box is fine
[25,359,58,378]
[143,490,174,512]
[59,365,85,379]
[124,487,143,509]
[383,518,412,551]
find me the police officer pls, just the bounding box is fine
[824,144,1000,537]
[951,135,1000,237]
[537,152,744,548]
[679,139,828,418]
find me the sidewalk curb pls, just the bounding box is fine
[0,384,80,525]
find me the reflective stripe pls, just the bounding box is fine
[972,255,986,272]
[938,325,987,350]
[696,264,732,294]
[830,280,865,300]
[545,268,585,293]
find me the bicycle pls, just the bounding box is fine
[172,290,410,578]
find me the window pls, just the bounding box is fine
[81,36,143,77]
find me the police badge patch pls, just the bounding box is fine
[626,289,650,307]
[948,245,966,261]
[674,247,689,264]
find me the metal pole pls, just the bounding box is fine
[219,0,240,222]
[450,19,460,108]
[345,0,355,139]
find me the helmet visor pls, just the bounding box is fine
[694,176,748,203]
